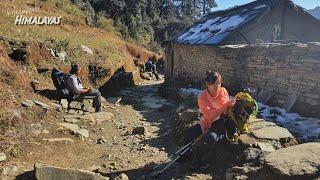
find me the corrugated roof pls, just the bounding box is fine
[174,0,281,45]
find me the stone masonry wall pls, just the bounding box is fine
[165,43,320,117]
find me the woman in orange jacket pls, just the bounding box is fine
[184,70,235,145]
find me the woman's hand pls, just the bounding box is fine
[228,99,236,107]
[223,99,236,111]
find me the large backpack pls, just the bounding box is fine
[228,92,258,134]
[51,68,72,98]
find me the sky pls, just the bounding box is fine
[213,0,320,11]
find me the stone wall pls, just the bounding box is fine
[165,43,320,117]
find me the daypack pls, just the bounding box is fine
[51,68,72,98]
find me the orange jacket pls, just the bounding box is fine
[198,87,230,133]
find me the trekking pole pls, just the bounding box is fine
[150,133,205,176]
[151,138,196,171]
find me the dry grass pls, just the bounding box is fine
[0,0,156,131]
[0,0,155,65]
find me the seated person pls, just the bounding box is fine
[67,64,102,112]
[145,58,160,80]
[184,70,236,145]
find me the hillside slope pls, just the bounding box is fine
[0,0,157,174]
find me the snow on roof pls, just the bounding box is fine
[254,4,267,10]
[174,0,275,45]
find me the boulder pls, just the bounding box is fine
[114,173,129,180]
[83,105,96,113]
[226,166,261,180]
[69,101,83,110]
[251,126,293,140]
[56,51,67,61]
[248,119,294,141]
[33,100,50,110]
[57,123,89,140]
[263,143,320,178]
[28,123,43,136]
[21,100,34,108]
[173,109,201,146]
[0,153,6,162]
[34,164,109,180]
[256,142,275,152]
[80,45,94,54]
[64,118,80,124]
[2,166,18,177]
[60,99,68,109]
[243,148,263,162]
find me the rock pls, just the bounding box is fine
[42,129,50,134]
[68,109,77,114]
[114,173,129,180]
[51,103,62,111]
[33,100,50,110]
[132,127,148,135]
[240,148,263,163]
[89,165,102,172]
[106,97,122,104]
[34,164,109,180]
[2,166,18,176]
[57,123,89,140]
[43,138,74,143]
[77,110,84,115]
[251,126,293,140]
[184,174,212,180]
[0,153,7,162]
[56,51,67,61]
[21,100,34,108]
[80,45,94,54]
[174,109,201,146]
[249,119,294,141]
[64,118,80,124]
[60,99,68,109]
[83,105,96,113]
[256,142,275,152]
[263,143,320,178]
[226,166,261,180]
[83,99,93,106]
[12,109,21,119]
[69,101,83,110]
[28,123,43,136]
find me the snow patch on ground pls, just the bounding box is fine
[258,103,320,142]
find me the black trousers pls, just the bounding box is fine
[184,117,237,146]
[146,64,160,80]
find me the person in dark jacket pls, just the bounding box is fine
[145,58,160,80]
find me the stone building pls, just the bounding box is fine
[165,0,320,117]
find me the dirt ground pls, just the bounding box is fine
[1,79,219,180]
